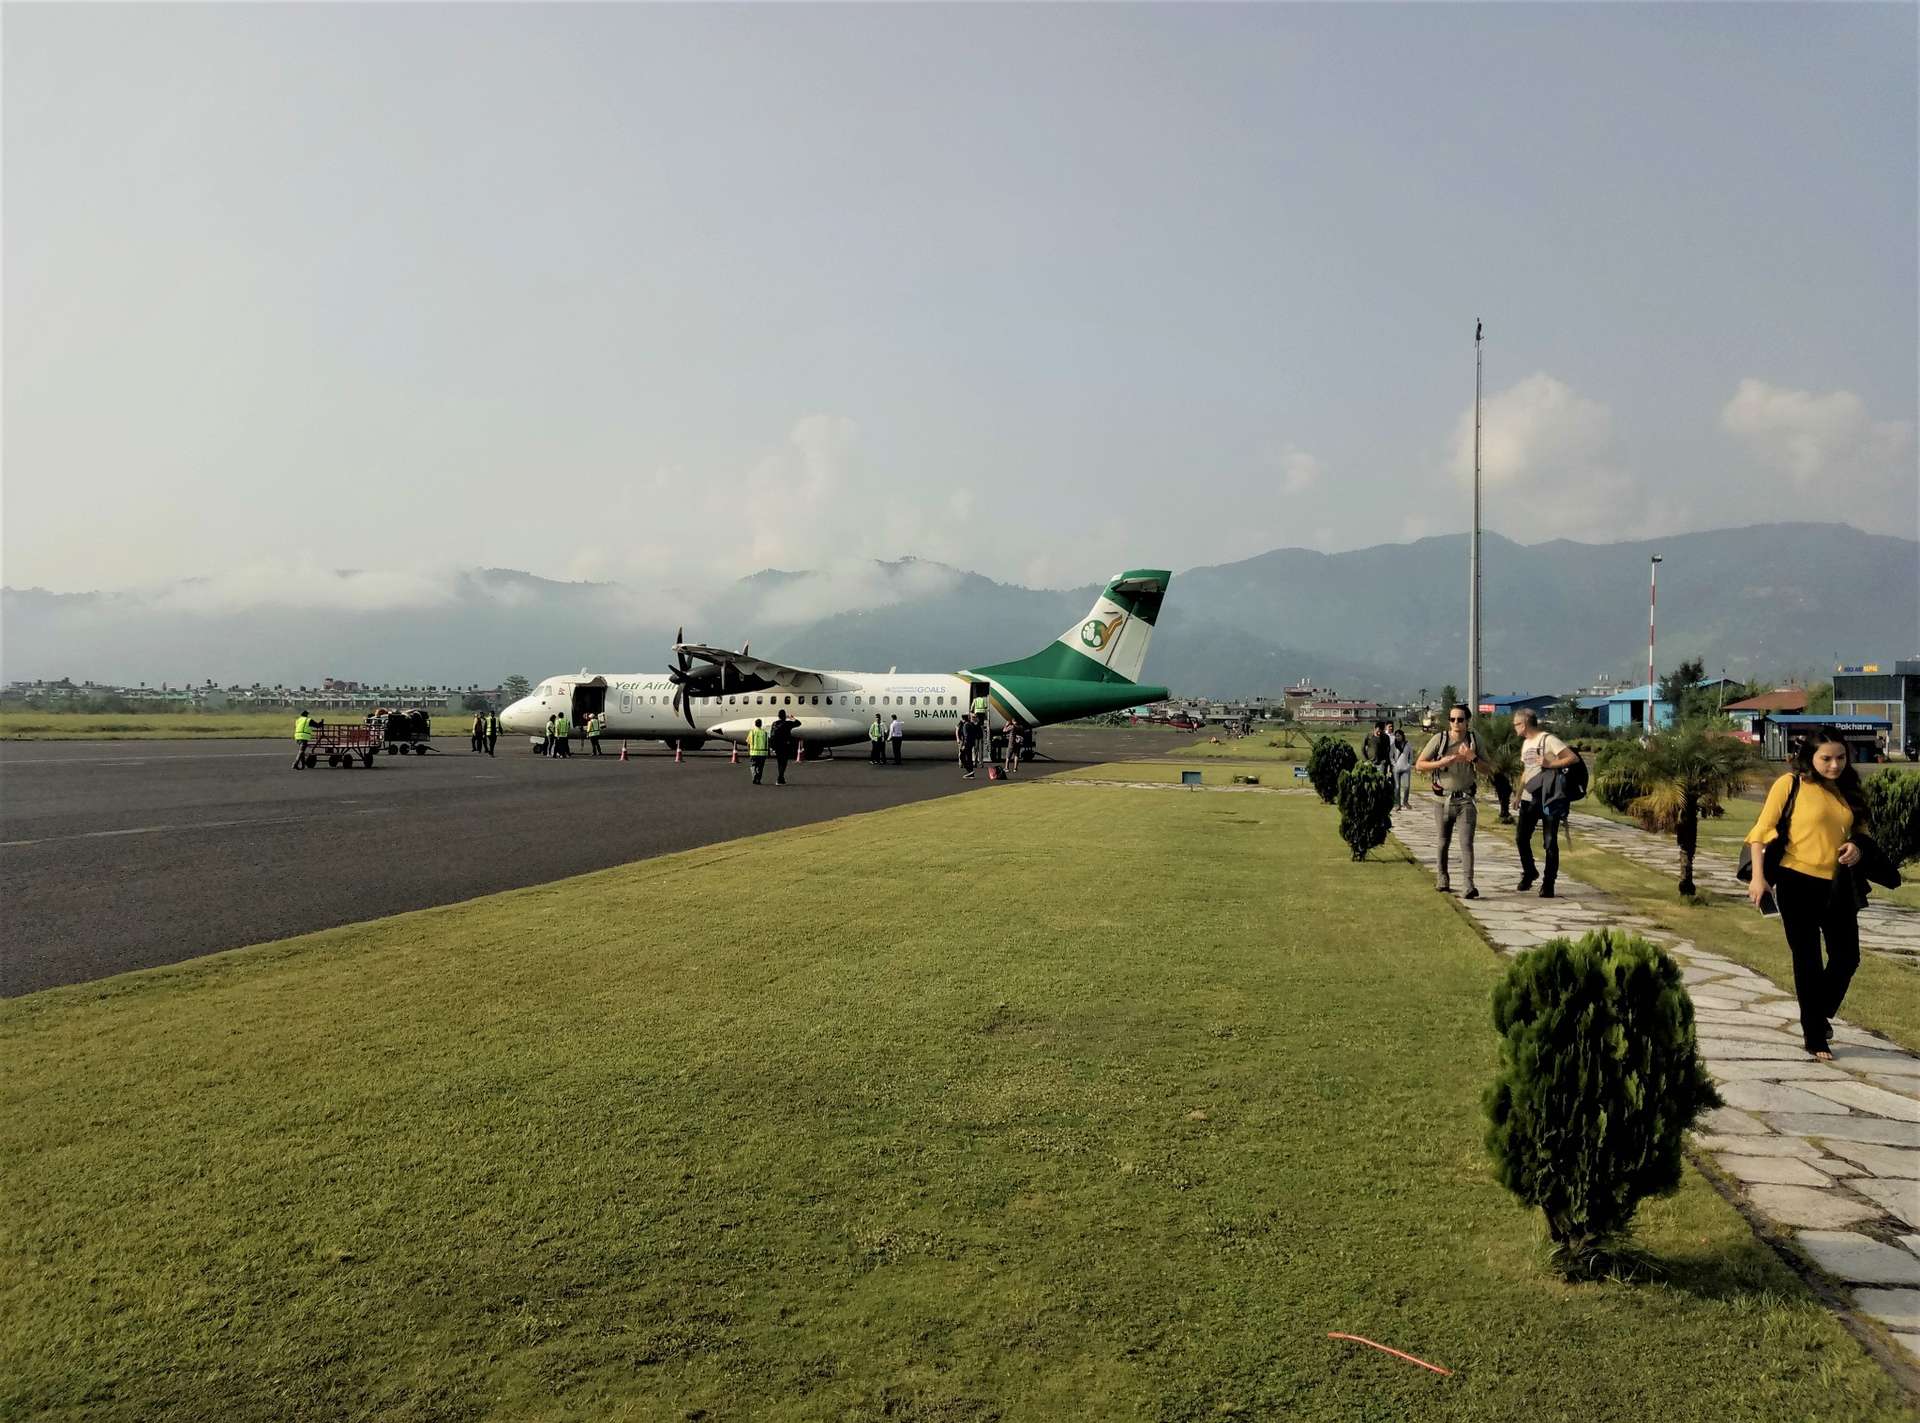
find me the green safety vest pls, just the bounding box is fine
[552,717,565,736]
[972,695,989,714]
[294,715,312,741]
[869,723,883,741]
[747,727,769,756]
[589,716,601,736]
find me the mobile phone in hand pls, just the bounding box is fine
[1759,888,1780,918]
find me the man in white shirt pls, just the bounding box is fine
[1513,708,1577,897]
[888,715,905,765]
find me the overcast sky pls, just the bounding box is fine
[5,2,1915,599]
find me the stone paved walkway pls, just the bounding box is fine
[1392,800,1920,1365]
[1567,809,1920,968]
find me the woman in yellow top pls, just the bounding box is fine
[1745,730,1868,1061]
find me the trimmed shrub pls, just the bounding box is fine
[1306,735,1356,805]
[1335,763,1395,860]
[1484,929,1721,1277]
[1864,769,1920,868]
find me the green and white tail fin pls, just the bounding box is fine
[974,569,1171,686]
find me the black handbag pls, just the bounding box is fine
[1735,777,1799,897]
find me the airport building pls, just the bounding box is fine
[1833,660,1920,753]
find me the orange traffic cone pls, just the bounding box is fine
[619,741,628,762]
[729,742,739,764]
[674,741,683,764]
[795,740,805,762]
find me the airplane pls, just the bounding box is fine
[497,569,1172,752]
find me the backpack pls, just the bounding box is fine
[1560,748,1589,804]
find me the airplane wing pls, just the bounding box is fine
[673,643,833,692]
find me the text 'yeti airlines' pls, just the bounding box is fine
[498,570,1171,752]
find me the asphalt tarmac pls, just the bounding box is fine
[0,726,1188,997]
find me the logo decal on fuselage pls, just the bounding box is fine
[1080,613,1125,651]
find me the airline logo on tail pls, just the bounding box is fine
[1080,614,1125,652]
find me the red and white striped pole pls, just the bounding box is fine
[1646,554,1663,734]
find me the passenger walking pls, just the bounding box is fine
[588,712,604,756]
[471,712,487,754]
[486,710,499,756]
[291,708,314,769]
[1512,708,1576,897]
[769,710,795,785]
[889,714,905,765]
[1003,720,1024,777]
[959,715,979,778]
[1389,727,1413,808]
[1745,730,1877,1060]
[1362,720,1390,771]
[1415,704,1486,898]
[746,718,770,785]
[869,713,886,765]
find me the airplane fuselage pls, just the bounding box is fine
[502,670,1022,748]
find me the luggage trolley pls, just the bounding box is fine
[305,722,380,769]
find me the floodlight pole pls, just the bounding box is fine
[1647,554,1664,734]
[1468,319,1482,722]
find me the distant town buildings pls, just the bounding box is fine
[3,678,503,712]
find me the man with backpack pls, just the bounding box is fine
[1512,708,1580,898]
[1415,704,1489,899]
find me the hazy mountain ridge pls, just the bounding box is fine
[3,524,1913,697]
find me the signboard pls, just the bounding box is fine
[1836,664,1882,674]
[1477,703,1494,714]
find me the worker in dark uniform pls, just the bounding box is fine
[747,718,770,784]
[769,709,795,785]
[486,709,499,756]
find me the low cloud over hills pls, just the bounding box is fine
[4,524,1913,698]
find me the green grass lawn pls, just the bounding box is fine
[1047,760,1305,787]
[2,791,1906,1421]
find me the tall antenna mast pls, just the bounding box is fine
[1469,319,1483,721]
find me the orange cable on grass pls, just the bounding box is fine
[1327,1333,1453,1376]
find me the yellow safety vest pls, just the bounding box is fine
[869,722,884,741]
[972,695,989,714]
[589,716,601,736]
[747,727,770,756]
[294,715,312,742]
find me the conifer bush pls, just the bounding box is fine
[1864,769,1920,868]
[1484,929,1721,1277]
[1306,735,1356,805]
[1335,763,1395,860]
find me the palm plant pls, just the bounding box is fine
[1473,715,1523,821]
[1611,725,1761,896]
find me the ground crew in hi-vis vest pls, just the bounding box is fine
[292,710,314,770]
[588,712,604,756]
[972,691,990,717]
[747,719,770,784]
[869,714,885,765]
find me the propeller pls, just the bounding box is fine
[667,626,698,728]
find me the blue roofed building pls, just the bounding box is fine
[1476,692,1559,718]
[1576,683,1672,731]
